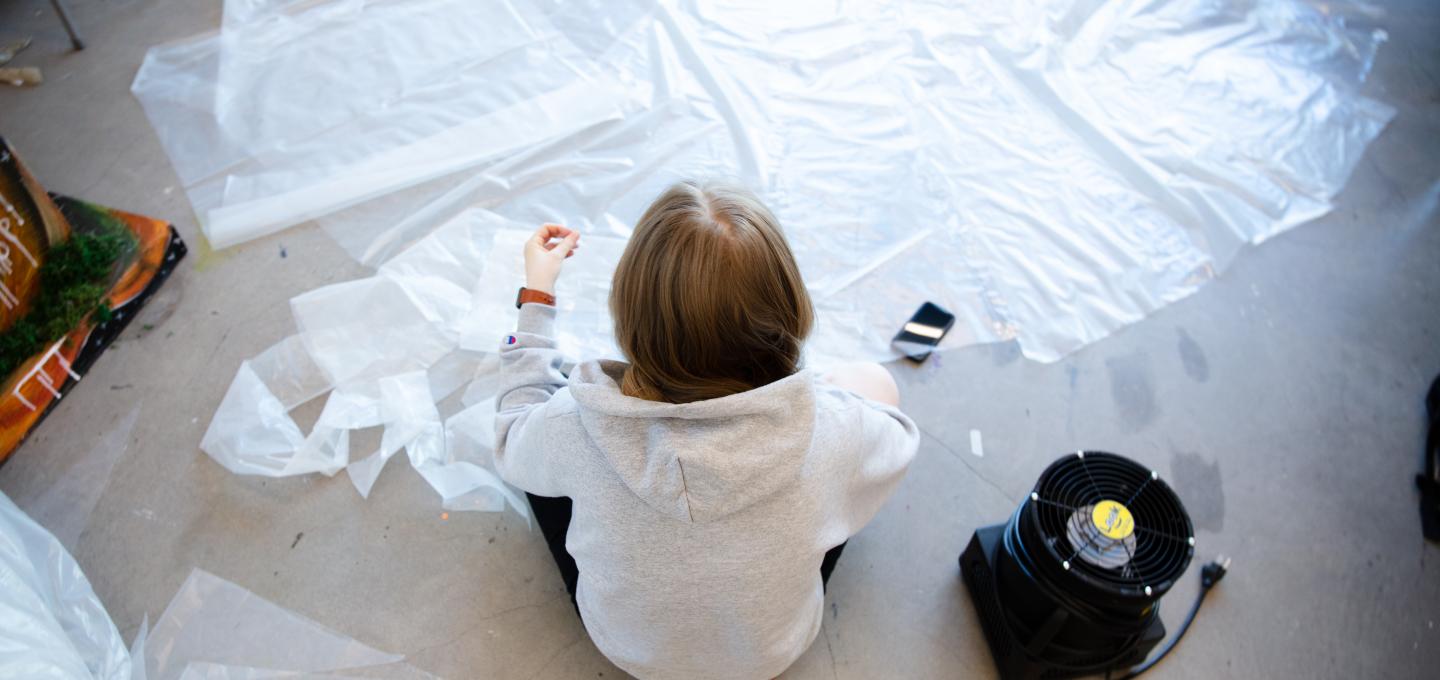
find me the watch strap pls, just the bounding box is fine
[516,287,556,309]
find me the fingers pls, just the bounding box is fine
[550,231,581,258]
[531,223,575,246]
[533,223,582,254]
[539,223,574,239]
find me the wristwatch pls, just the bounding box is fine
[515,287,556,309]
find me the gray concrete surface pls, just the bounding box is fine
[1,0,1438,678]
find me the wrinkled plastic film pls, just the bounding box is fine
[137,0,1390,362]
[320,0,1390,361]
[132,0,624,249]
[916,0,1392,357]
[247,335,332,410]
[201,210,538,517]
[200,360,309,477]
[0,490,130,679]
[973,0,1392,266]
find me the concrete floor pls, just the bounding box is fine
[1,0,1438,678]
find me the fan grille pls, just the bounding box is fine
[1029,451,1193,595]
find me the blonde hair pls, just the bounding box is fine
[610,181,813,403]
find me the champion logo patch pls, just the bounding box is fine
[505,335,517,345]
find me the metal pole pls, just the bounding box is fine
[48,0,85,51]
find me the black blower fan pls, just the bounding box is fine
[960,451,1209,679]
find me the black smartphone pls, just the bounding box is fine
[892,302,955,362]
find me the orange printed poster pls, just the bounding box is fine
[0,138,186,463]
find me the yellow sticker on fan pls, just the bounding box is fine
[1092,500,1135,540]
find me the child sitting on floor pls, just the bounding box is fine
[494,180,919,679]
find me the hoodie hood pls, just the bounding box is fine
[567,360,817,523]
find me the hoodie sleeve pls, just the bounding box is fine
[494,303,570,497]
[830,393,921,538]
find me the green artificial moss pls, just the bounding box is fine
[0,224,133,377]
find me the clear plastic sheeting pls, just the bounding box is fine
[140,569,423,680]
[0,492,429,679]
[170,666,434,680]
[4,405,142,553]
[186,0,1394,509]
[201,210,535,517]
[485,0,1393,361]
[0,490,130,679]
[136,0,1391,362]
[131,0,623,249]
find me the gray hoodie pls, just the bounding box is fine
[495,304,919,679]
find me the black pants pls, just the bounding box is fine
[527,493,847,615]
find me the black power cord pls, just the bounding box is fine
[1107,555,1231,680]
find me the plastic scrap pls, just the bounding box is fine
[140,569,409,680]
[126,567,438,679]
[0,489,431,680]
[202,210,539,517]
[0,489,130,679]
[135,568,443,679]
[141,567,440,680]
[4,405,142,552]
